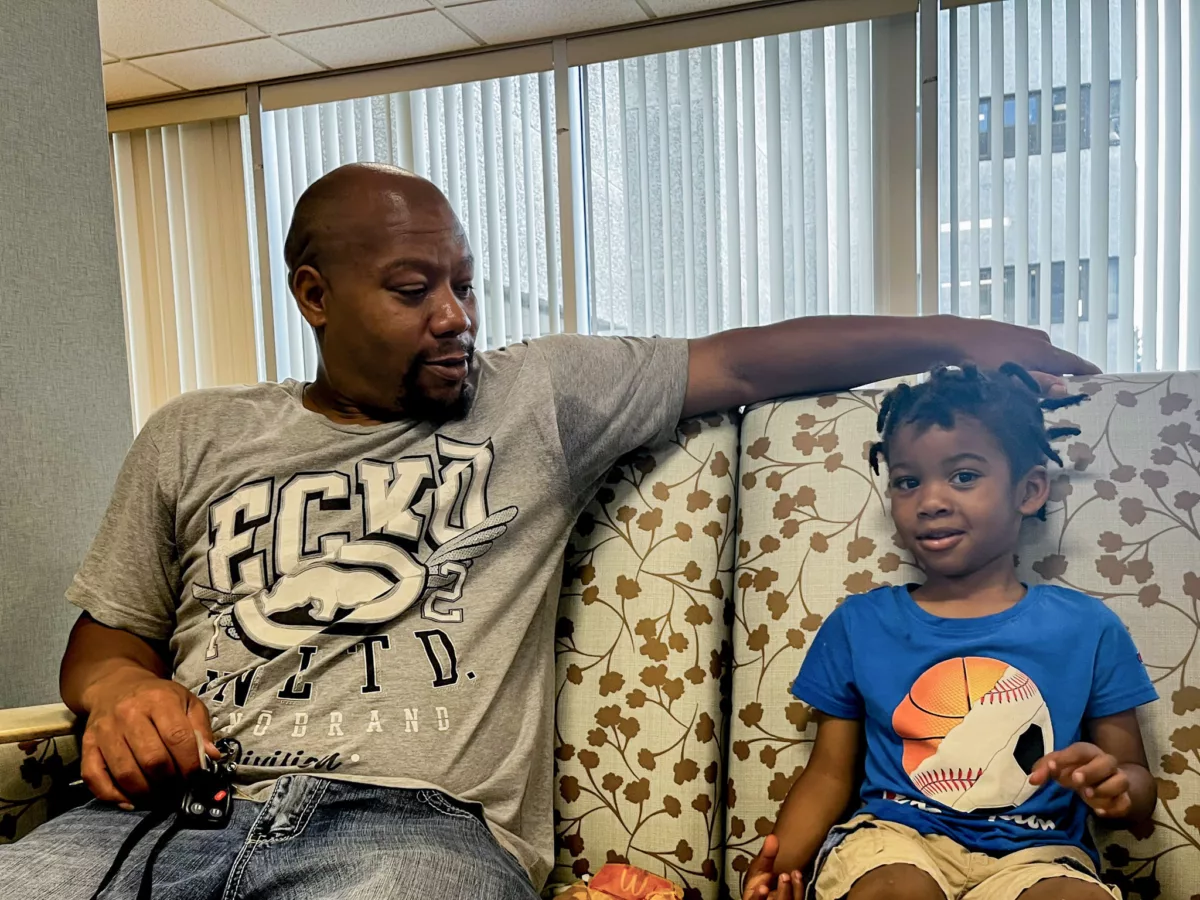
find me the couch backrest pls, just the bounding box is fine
[724,374,1200,900]
[553,412,739,899]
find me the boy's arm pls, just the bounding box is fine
[1028,710,1156,826]
[772,714,863,872]
[1091,710,1157,823]
[742,712,861,898]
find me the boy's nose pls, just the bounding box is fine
[916,489,953,518]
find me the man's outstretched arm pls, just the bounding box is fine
[683,314,1100,417]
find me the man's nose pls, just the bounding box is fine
[430,285,471,336]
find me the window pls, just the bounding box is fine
[990,91,1042,159]
[1050,260,1086,325]
[940,2,1155,373]
[258,76,560,378]
[1027,263,1040,325]
[1002,95,1016,159]
[979,265,1015,322]
[580,25,877,337]
[978,83,1117,161]
[107,0,1200,427]
[1052,84,1090,153]
[1024,257,1117,326]
[979,96,992,161]
[110,119,259,427]
[1108,79,1121,146]
[1027,90,1042,155]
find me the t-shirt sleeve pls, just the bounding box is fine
[1086,611,1158,719]
[790,606,862,719]
[66,419,180,642]
[533,334,690,493]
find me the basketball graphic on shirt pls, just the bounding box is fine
[891,657,1053,813]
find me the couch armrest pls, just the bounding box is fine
[0,704,76,745]
[0,705,81,843]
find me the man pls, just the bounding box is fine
[0,164,1097,899]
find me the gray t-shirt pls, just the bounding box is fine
[67,334,689,886]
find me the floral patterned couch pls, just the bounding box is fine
[3,375,1198,900]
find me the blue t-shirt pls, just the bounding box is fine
[792,584,1157,861]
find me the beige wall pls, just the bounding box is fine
[0,1,132,706]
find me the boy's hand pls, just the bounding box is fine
[1029,742,1133,818]
[741,835,804,900]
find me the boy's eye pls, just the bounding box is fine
[950,471,980,486]
[892,476,919,491]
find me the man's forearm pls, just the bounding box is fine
[685,315,969,416]
[60,614,169,715]
[771,765,857,876]
[683,313,1096,417]
[735,315,954,397]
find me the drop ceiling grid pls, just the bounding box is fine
[99,0,751,104]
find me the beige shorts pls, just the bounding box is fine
[811,815,1121,900]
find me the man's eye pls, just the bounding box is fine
[950,471,980,486]
[454,284,474,298]
[391,286,426,299]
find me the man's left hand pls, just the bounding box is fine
[1028,742,1133,818]
[930,316,1101,398]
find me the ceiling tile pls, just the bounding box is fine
[222,0,433,34]
[98,0,263,58]
[284,10,477,68]
[103,61,182,103]
[136,38,323,91]
[448,0,648,45]
[644,0,746,15]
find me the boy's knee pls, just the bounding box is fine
[845,863,945,900]
[1015,877,1115,900]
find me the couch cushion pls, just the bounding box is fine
[554,414,739,900]
[0,735,79,843]
[725,375,1200,900]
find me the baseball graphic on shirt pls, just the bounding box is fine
[891,657,1054,813]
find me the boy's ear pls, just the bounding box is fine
[1017,466,1051,517]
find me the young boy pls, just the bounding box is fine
[742,364,1158,900]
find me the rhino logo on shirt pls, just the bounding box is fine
[193,437,517,659]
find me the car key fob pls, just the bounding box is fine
[178,735,239,829]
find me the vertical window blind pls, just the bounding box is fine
[581,24,878,339]
[107,2,1200,421]
[938,0,1200,373]
[110,118,259,428]
[259,73,561,382]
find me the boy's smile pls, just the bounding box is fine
[887,416,1049,585]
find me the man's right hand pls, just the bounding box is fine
[80,666,218,809]
[741,835,804,900]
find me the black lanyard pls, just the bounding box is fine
[86,738,241,900]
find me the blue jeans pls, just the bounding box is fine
[0,777,540,900]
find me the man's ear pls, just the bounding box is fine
[1017,465,1051,517]
[291,265,329,331]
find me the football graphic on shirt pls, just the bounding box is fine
[891,657,1053,813]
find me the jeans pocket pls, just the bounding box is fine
[417,789,483,823]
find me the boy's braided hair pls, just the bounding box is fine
[868,363,1087,520]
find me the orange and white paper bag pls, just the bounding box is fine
[561,864,684,900]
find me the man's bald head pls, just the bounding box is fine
[283,163,460,284]
[284,161,478,425]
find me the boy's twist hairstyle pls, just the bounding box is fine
[868,363,1087,520]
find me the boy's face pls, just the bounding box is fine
[886,416,1050,580]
